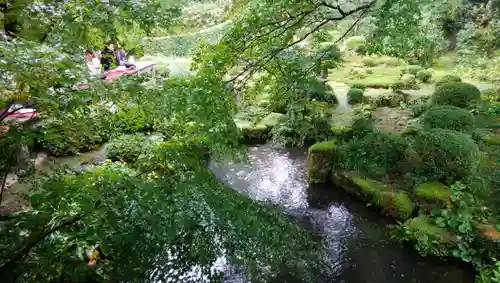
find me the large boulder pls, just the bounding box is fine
[331,172,414,220]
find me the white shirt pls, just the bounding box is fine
[86,58,101,76]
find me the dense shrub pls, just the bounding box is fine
[390,81,406,93]
[412,128,480,183]
[35,105,115,156]
[106,133,155,164]
[347,88,364,104]
[435,75,461,87]
[431,82,481,108]
[416,70,432,83]
[482,87,500,102]
[113,103,154,133]
[401,74,417,89]
[422,105,475,133]
[307,79,338,104]
[404,65,424,75]
[338,131,410,177]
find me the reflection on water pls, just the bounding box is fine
[210,144,475,283]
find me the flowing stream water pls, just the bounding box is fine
[210,144,475,283]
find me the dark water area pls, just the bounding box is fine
[209,144,475,283]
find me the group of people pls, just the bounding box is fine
[84,43,130,76]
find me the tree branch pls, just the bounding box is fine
[227,0,376,86]
[0,213,86,276]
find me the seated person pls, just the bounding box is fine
[100,44,117,72]
[84,49,101,76]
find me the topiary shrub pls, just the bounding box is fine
[435,75,461,87]
[345,36,366,50]
[412,128,480,183]
[351,83,367,90]
[404,65,424,75]
[431,82,481,108]
[106,133,154,164]
[416,70,432,83]
[347,88,364,105]
[422,105,475,133]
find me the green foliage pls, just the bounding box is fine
[422,105,475,133]
[412,129,480,183]
[338,131,409,177]
[392,215,454,256]
[367,0,441,65]
[347,88,364,105]
[435,75,462,87]
[0,159,317,282]
[416,70,433,83]
[405,65,424,75]
[431,82,481,108]
[106,134,156,164]
[35,105,115,156]
[113,103,154,133]
[271,102,331,147]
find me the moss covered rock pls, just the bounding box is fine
[422,105,475,133]
[331,172,414,220]
[308,141,336,184]
[431,82,480,108]
[415,182,452,209]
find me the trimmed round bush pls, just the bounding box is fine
[345,36,366,50]
[422,105,475,133]
[412,128,480,183]
[435,75,461,87]
[347,88,364,104]
[416,70,432,83]
[405,65,424,75]
[431,82,481,108]
[351,83,367,90]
